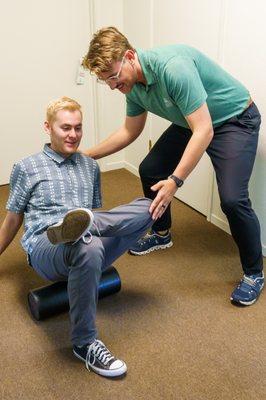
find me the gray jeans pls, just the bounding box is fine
[139,102,262,275]
[30,197,153,346]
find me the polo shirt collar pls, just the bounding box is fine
[136,48,157,89]
[43,144,78,164]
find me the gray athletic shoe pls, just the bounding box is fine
[47,208,94,245]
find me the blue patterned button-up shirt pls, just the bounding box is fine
[7,144,102,255]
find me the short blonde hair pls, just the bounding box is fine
[46,96,82,124]
[83,26,134,75]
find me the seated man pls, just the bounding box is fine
[0,96,153,378]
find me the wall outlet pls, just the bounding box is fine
[76,59,85,85]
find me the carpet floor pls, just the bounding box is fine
[0,169,265,400]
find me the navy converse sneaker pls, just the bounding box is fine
[73,339,127,378]
[47,208,94,245]
[230,272,264,306]
[129,230,173,255]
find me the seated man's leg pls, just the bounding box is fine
[79,197,153,268]
[30,232,126,378]
[30,233,103,344]
[92,197,153,239]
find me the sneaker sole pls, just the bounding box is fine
[73,349,127,378]
[230,282,264,306]
[129,241,173,256]
[47,209,93,245]
[230,298,257,306]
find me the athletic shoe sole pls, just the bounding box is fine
[230,298,257,306]
[47,208,94,245]
[230,282,264,306]
[129,240,173,256]
[73,349,127,378]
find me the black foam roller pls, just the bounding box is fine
[28,266,121,321]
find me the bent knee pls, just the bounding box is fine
[220,196,247,215]
[130,197,152,213]
[135,197,152,206]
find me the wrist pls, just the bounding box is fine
[168,174,184,188]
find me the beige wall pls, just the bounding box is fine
[0,0,95,185]
[90,0,126,172]
[123,0,153,176]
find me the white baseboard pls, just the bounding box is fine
[210,213,231,235]
[101,160,140,176]
[211,214,266,257]
[100,160,126,172]
[262,243,266,257]
[124,161,139,177]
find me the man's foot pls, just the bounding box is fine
[47,208,94,245]
[230,272,264,306]
[129,230,173,255]
[73,339,127,378]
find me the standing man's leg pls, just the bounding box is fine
[208,102,264,305]
[129,124,192,255]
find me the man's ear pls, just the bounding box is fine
[125,49,135,62]
[44,121,51,136]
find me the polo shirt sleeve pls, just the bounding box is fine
[6,162,31,213]
[165,56,207,116]
[92,162,102,209]
[126,95,146,117]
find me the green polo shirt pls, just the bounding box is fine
[126,45,250,128]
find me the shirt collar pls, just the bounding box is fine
[136,48,157,90]
[43,144,78,165]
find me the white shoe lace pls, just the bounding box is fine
[81,232,92,244]
[86,340,115,371]
[243,275,257,286]
[138,232,154,246]
[240,274,264,294]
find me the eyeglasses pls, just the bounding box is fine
[96,55,126,85]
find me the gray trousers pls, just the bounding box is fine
[139,102,262,275]
[30,198,153,346]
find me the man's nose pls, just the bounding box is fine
[68,128,77,137]
[108,81,118,90]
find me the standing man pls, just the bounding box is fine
[0,96,153,378]
[82,26,264,306]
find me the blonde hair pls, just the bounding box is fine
[46,96,82,124]
[83,26,134,75]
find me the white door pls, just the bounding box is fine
[149,0,223,216]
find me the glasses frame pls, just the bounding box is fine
[96,55,126,85]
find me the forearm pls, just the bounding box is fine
[83,112,147,159]
[84,126,133,159]
[0,212,23,255]
[173,128,214,180]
